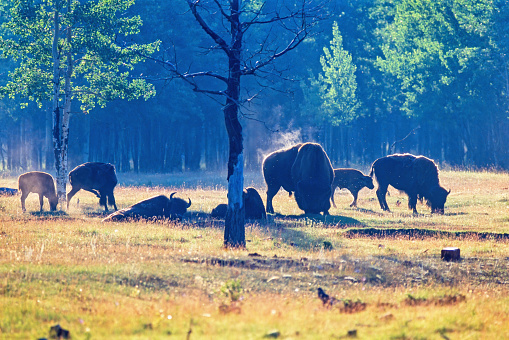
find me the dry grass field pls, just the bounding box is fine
[0,170,508,339]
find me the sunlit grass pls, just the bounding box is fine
[1,170,509,339]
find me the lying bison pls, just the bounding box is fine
[331,168,374,208]
[263,142,334,215]
[18,171,58,212]
[370,154,450,214]
[67,162,118,212]
[102,193,191,222]
[0,187,17,196]
[211,187,266,220]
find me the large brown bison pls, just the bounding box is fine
[18,171,58,212]
[263,143,334,215]
[291,143,334,214]
[331,168,374,208]
[67,162,118,212]
[102,193,191,222]
[370,154,450,214]
[211,187,266,220]
[262,143,302,214]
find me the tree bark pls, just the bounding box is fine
[223,0,245,248]
[51,6,64,200]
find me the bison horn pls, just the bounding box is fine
[170,192,176,200]
[447,189,451,195]
[187,198,192,208]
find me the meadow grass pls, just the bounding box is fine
[0,170,508,339]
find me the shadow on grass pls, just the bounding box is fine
[270,213,364,227]
[344,227,509,240]
[29,210,71,219]
[259,213,365,251]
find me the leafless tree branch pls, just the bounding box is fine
[186,0,231,56]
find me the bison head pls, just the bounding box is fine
[427,186,450,214]
[49,195,58,211]
[168,192,192,219]
[296,180,332,214]
[363,175,375,190]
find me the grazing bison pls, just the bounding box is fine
[210,187,266,220]
[263,142,333,215]
[102,193,191,222]
[291,143,334,214]
[370,154,450,214]
[262,143,302,214]
[331,168,374,208]
[18,171,58,212]
[67,162,118,212]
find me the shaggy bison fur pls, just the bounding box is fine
[67,162,118,212]
[18,171,58,212]
[262,143,302,214]
[102,193,191,222]
[263,143,334,215]
[370,153,450,214]
[331,168,374,208]
[211,187,266,220]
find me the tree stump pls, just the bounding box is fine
[441,247,460,261]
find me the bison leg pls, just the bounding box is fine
[108,192,118,211]
[376,185,390,212]
[349,190,359,208]
[408,194,418,214]
[39,194,44,212]
[20,191,28,212]
[331,186,337,208]
[99,192,108,212]
[266,186,280,214]
[66,186,81,210]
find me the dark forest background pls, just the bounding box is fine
[1,0,508,174]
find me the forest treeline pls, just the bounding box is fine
[1,0,508,174]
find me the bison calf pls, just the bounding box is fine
[67,162,118,212]
[331,168,374,208]
[18,171,58,212]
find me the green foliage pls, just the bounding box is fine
[374,0,499,120]
[0,0,158,112]
[220,279,243,302]
[315,21,360,125]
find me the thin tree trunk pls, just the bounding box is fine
[223,0,245,248]
[58,15,72,200]
[51,6,64,199]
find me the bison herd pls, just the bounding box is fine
[10,143,450,221]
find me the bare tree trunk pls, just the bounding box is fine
[51,6,64,199]
[223,0,245,248]
[58,15,72,200]
[52,1,72,203]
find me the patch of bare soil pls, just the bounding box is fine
[178,251,509,289]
